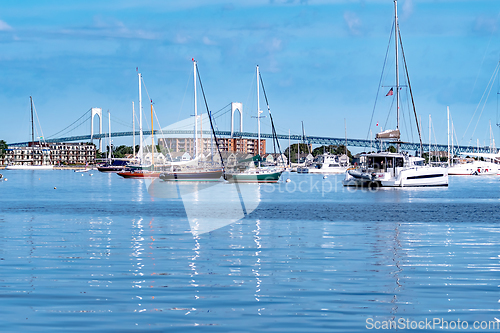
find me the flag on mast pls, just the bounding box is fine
[386,88,394,96]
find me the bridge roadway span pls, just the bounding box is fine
[8,130,496,154]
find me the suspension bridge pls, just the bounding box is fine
[7,104,497,155]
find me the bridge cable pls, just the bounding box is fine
[47,108,91,139]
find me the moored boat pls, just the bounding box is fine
[224,168,282,183]
[159,169,223,182]
[343,152,448,187]
[297,153,348,174]
[342,0,448,188]
[117,169,161,178]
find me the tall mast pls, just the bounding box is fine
[344,118,347,157]
[138,72,143,164]
[394,0,400,131]
[132,101,135,158]
[108,110,111,160]
[151,100,154,166]
[30,96,34,145]
[288,129,291,167]
[257,65,261,156]
[428,114,431,162]
[394,0,400,153]
[193,59,198,159]
[447,107,450,167]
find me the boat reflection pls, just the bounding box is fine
[147,179,262,235]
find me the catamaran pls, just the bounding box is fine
[343,0,448,188]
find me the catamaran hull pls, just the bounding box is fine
[159,170,223,182]
[343,167,448,187]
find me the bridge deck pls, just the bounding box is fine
[8,130,497,154]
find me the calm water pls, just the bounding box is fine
[1,170,500,332]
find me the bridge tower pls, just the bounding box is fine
[90,108,102,151]
[231,102,243,137]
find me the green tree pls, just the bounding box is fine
[386,145,397,153]
[284,143,312,163]
[113,145,134,158]
[0,140,7,158]
[311,144,353,160]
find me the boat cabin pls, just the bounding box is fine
[364,153,404,172]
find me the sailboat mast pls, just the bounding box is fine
[151,100,154,166]
[193,59,198,159]
[394,0,400,132]
[344,118,347,156]
[132,101,135,158]
[30,96,34,145]
[447,106,450,167]
[138,72,143,163]
[257,65,261,156]
[429,114,431,163]
[108,111,111,160]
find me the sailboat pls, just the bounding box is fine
[5,96,53,170]
[223,65,284,183]
[159,59,223,182]
[118,73,162,178]
[97,111,129,172]
[343,0,448,188]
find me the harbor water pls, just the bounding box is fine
[1,170,500,332]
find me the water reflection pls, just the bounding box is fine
[131,217,145,312]
[253,219,263,314]
[148,179,262,235]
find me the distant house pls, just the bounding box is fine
[338,154,349,165]
[144,152,167,165]
[263,153,288,165]
[166,152,191,162]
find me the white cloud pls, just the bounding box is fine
[343,11,361,35]
[400,0,414,21]
[474,15,498,34]
[0,20,13,31]
[202,36,217,45]
[175,34,189,44]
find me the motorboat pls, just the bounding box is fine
[297,153,348,174]
[448,160,498,176]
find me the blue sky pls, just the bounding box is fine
[1,0,500,150]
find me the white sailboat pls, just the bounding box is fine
[343,0,448,188]
[159,59,223,181]
[118,73,164,178]
[223,65,283,183]
[5,96,53,170]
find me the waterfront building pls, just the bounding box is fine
[158,137,265,156]
[4,142,96,166]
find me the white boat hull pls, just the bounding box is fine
[5,165,54,170]
[343,166,448,187]
[298,167,347,174]
[448,162,498,176]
